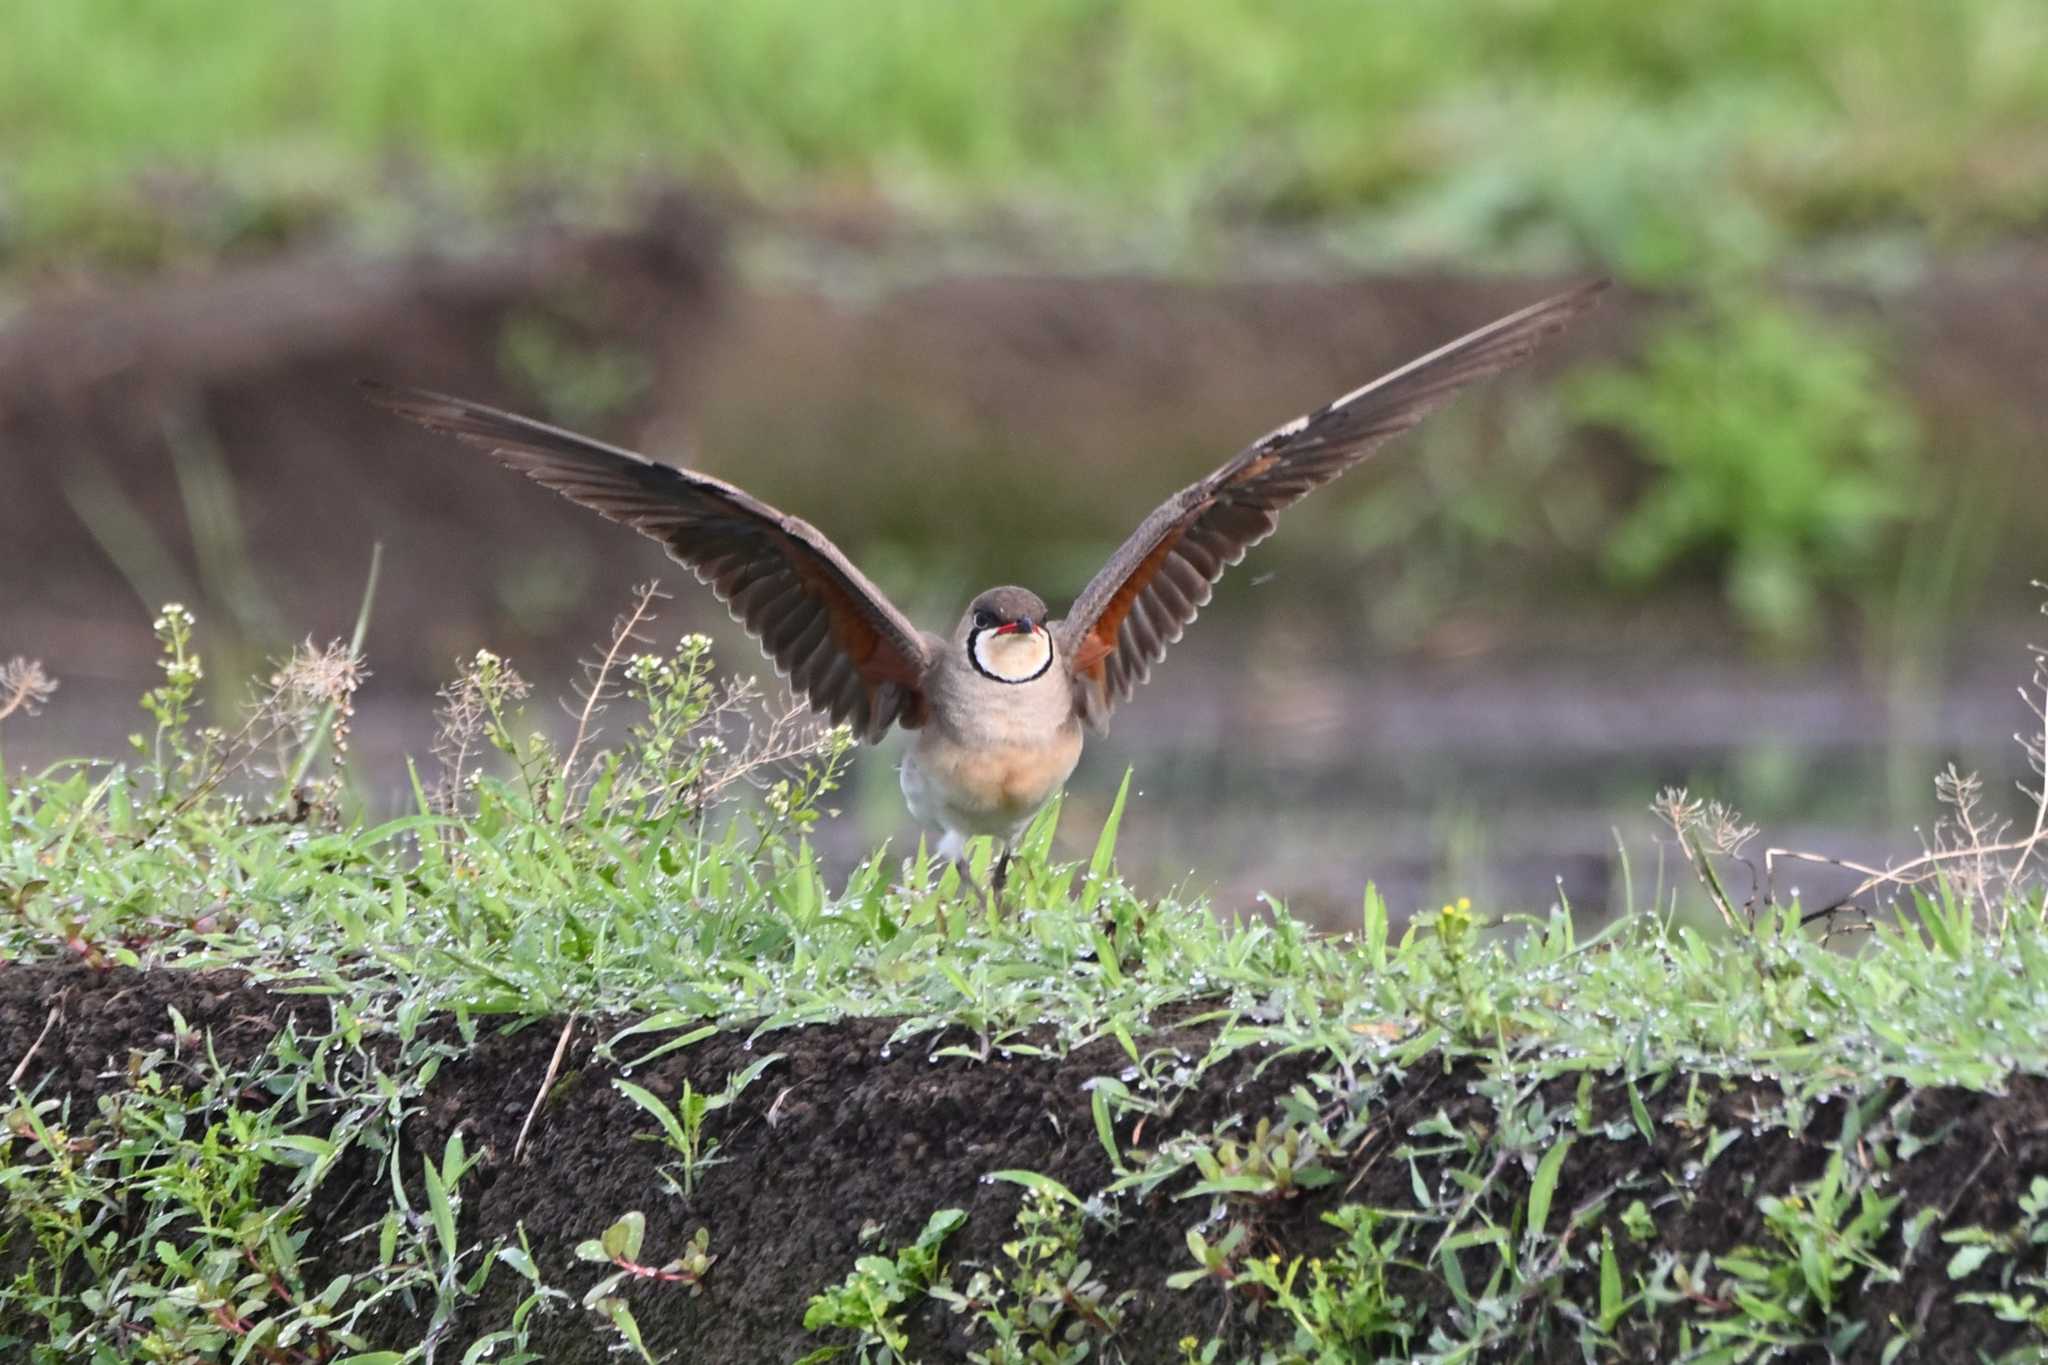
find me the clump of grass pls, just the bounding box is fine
[799,1208,966,1364]
[941,1180,1135,1362]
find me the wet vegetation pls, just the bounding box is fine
[3,600,2046,1360]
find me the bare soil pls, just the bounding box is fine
[5,962,2045,1362]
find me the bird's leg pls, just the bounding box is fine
[931,828,998,907]
[991,845,1014,904]
[955,855,994,904]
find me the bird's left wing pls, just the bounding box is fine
[1055,281,1606,731]
[364,385,933,741]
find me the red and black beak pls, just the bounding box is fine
[993,618,1036,636]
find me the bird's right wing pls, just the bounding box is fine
[364,385,932,741]
[1056,282,1606,731]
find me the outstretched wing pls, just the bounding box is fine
[1056,281,1606,730]
[363,385,932,741]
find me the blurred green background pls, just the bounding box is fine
[3,0,2045,921]
[8,0,2048,273]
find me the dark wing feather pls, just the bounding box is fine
[363,385,931,741]
[1056,281,1606,730]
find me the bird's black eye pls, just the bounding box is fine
[973,609,997,629]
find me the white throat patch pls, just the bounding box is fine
[970,628,1053,684]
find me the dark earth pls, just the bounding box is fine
[4,962,2045,1362]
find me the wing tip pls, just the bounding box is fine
[1525,276,1612,330]
[358,380,491,435]
[358,378,449,411]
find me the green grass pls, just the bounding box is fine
[2,601,2046,1359]
[7,0,2048,272]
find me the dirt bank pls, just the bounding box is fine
[4,962,2043,1361]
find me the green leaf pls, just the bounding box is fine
[614,1080,689,1149]
[1088,769,1131,890]
[1946,1243,1994,1279]
[422,1150,459,1263]
[717,1051,788,1104]
[1091,927,1123,986]
[591,1295,656,1365]
[1184,1174,1279,1198]
[1599,1233,1624,1330]
[497,1246,540,1281]
[1627,1079,1655,1143]
[603,1211,646,1264]
[1362,882,1389,970]
[915,1208,968,1248]
[987,1170,1081,1206]
[607,1018,719,1071]
[1439,1244,1471,1307]
[1091,1086,1122,1169]
[1527,1137,1572,1241]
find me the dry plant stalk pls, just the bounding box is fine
[559,581,667,809]
[428,580,839,825]
[1760,602,2048,934]
[137,640,366,839]
[672,675,836,815]
[1653,786,1760,932]
[264,640,368,768]
[0,657,58,724]
[431,649,530,813]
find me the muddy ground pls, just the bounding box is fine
[5,962,2045,1362]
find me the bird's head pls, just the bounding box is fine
[960,586,1053,684]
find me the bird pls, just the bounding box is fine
[365,281,1604,897]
